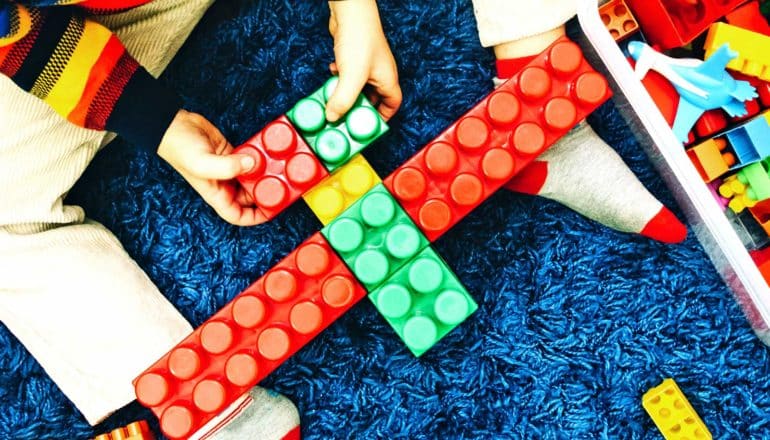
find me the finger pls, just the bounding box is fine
[325,68,368,122]
[364,89,381,108]
[235,187,254,206]
[329,62,339,75]
[186,153,256,180]
[190,178,268,226]
[374,79,402,121]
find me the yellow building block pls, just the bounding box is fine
[93,420,155,440]
[303,154,381,224]
[705,22,770,81]
[719,174,758,213]
[642,379,711,440]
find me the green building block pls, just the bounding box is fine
[321,184,429,291]
[369,246,477,357]
[739,161,770,201]
[287,77,388,172]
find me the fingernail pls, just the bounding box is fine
[326,109,340,123]
[241,156,255,171]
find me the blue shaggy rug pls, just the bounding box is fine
[2,1,769,439]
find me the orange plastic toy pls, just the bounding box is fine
[599,0,640,41]
[93,421,154,440]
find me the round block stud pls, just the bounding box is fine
[254,177,288,210]
[385,223,422,260]
[316,129,351,166]
[418,199,452,234]
[262,121,297,157]
[264,269,298,302]
[322,275,356,308]
[226,352,259,387]
[346,106,381,143]
[160,405,195,440]
[258,327,291,361]
[312,187,345,220]
[292,98,326,134]
[450,174,483,207]
[376,284,412,319]
[482,148,515,180]
[200,321,234,355]
[408,256,444,294]
[512,122,546,155]
[391,167,427,201]
[548,41,583,76]
[232,295,266,329]
[296,242,331,277]
[403,316,438,352]
[574,72,609,107]
[327,217,364,253]
[322,76,339,101]
[425,142,458,176]
[518,67,552,100]
[354,250,390,286]
[236,146,266,177]
[434,289,470,325]
[168,347,202,380]
[341,162,376,197]
[544,97,578,131]
[360,190,396,227]
[486,91,521,127]
[193,379,227,413]
[455,116,490,152]
[286,153,322,187]
[135,372,170,407]
[290,301,324,334]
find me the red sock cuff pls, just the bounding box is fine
[496,55,539,79]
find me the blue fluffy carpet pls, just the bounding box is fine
[2,1,769,439]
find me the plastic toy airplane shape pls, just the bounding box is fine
[628,40,758,143]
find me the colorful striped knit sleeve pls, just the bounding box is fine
[0,2,181,152]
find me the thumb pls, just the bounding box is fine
[186,153,256,180]
[325,70,368,122]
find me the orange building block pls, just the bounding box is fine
[686,138,735,182]
[93,421,154,440]
[725,0,770,36]
[134,232,366,439]
[599,0,640,41]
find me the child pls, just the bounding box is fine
[471,0,688,243]
[0,0,401,438]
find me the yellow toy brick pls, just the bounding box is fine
[704,22,770,81]
[303,154,381,224]
[642,379,711,440]
[93,420,155,440]
[719,174,757,213]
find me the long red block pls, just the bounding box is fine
[234,116,328,220]
[626,0,746,49]
[384,37,612,241]
[133,232,365,439]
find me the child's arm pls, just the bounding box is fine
[325,0,402,122]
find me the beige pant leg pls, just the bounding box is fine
[0,0,214,425]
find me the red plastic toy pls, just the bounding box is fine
[725,0,770,36]
[133,232,366,439]
[233,116,328,220]
[384,37,612,241]
[625,0,746,50]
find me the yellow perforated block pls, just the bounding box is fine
[303,154,381,224]
[642,379,711,440]
[705,22,770,81]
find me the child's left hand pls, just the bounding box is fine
[326,0,402,122]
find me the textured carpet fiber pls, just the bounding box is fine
[2,1,769,439]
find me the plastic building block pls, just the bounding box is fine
[133,232,366,439]
[751,246,770,285]
[385,37,612,241]
[233,116,328,220]
[705,23,770,81]
[303,154,381,225]
[599,0,640,41]
[93,421,154,440]
[321,184,429,291]
[693,110,729,139]
[625,0,745,49]
[642,378,712,440]
[719,162,770,212]
[749,199,770,236]
[369,246,477,357]
[687,138,735,182]
[287,77,388,172]
[724,111,770,162]
[725,1,770,36]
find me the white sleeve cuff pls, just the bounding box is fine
[471,0,581,47]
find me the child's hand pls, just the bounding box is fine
[157,110,267,226]
[327,0,401,122]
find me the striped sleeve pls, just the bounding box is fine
[0,3,181,152]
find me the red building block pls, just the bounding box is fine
[133,232,365,439]
[384,37,612,241]
[749,199,770,236]
[93,421,154,440]
[626,0,746,50]
[233,116,328,220]
[725,0,770,36]
[599,0,640,41]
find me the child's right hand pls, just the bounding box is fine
[157,110,267,226]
